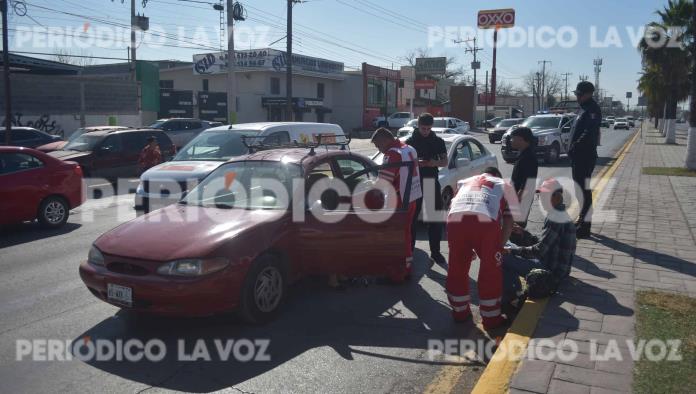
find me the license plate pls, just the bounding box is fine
[107,283,133,307]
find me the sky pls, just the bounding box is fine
[4,0,673,107]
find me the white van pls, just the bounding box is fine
[135,122,346,213]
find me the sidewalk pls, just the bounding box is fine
[507,126,696,394]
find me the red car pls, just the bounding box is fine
[0,146,84,228]
[80,147,413,322]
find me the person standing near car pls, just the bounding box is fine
[138,136,162,175]
[371,127,422,281]
[406,113,448,266]
[509,127,538,226]
[568,81,601,238]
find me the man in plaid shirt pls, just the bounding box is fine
[503,178,577,304]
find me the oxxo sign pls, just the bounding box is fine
[477,8,515,29]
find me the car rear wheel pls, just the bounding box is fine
[545,143,560,164]
[38,196,69,228]
[489,135,496,143]
[239,254,286,324]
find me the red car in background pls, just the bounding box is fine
[79,146,413,322]
[0,146,84,228]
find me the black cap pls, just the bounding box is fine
[574,81,595,95]
[510,126,534,143]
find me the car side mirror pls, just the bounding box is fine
[456,157,471,168]
[97,146,112,155]
[320,190,339,211]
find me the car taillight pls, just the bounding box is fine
[74,165,83,177]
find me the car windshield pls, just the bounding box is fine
[183,161,302,210]
[405,119,418,127]
[522,117,560,129]
[66,128,88,143]
[174,131,256,161]
[497,119,519,127]
[616,118,627,122]
[63,134,103,152]
[433,119,447,127]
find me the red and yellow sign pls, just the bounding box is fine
[477,9,515,29]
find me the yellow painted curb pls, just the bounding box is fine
[462,131,639,394]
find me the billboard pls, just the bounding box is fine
[414,80,437,89]
[415,57,447,75]
[477,9,515,29]
[193,48,344,75]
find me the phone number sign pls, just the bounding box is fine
[477,8,515,29]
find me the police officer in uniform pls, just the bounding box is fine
[568,81,601,238]
[406,113,448,266]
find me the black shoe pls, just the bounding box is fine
[576,223,591,239]
[431,252,448,268]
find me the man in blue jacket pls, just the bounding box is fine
[568,81,601,238]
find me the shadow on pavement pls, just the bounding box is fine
[592,233,696,278]
[572,256,616,279]
[0,222,82,249]
[75,252,490,392]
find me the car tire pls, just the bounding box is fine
[489,135,496,144]
[441,187,454,210]
[37,195,69,228]
[545,143,560,164]
[239,254,287,324]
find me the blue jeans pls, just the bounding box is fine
[502,253,544,304]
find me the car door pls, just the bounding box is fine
[299,158,409,276]
[0,152,48,223]
[121,132,149,178]
[91,134,124,179]
[465,139,488,175]
[560,116,573,151]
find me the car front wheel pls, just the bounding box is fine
[239,254,286,324]
[38,196,69,228]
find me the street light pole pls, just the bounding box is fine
[226,0,237,124]
[286,0,293,121]
[2,0,11,144]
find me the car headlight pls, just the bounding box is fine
[156,258,230,276]
[537,136,548,145]
[88,245,105,266]
[136,182,144,194]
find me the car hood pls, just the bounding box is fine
[95,205,287,261]
[48,150,92,161]
[36,141,67,152]
[140,161,224,182]
[502,127,557,138]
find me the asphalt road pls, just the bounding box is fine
[0,125,636,393]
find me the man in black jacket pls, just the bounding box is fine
[406,113,448,266]
[568,81,601,238]
[510,126,538,225]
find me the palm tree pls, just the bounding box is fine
[686,1,696,169]
[638,65,666,128]
[638,0,693,143]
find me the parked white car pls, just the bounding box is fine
[372,112,414,128]
[613,118,630,130]
[372,133,498,208]
[397,117,470,136]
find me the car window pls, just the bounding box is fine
[263,131,291,145]
[448,119,457,128]
[0,152,44,175]
[467,140,485,161]
[100,134,123,152]
[122,133,148,153]
[189,121,203,129]
[12,129,37,141]
[454,141,471,161]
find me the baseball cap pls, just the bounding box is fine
[537,178,563,194]
[574,81,595,95]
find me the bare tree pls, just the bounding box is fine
[401,47,467,82]
[52,49,95,67]
[495,79,515,96]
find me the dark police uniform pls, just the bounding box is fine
[568,97,601,231]
[406,129,447,256]
[511,144,538,227]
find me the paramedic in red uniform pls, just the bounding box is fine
[446,167,515,329]
[371,127,422,281]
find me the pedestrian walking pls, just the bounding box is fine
[445,167,515,329]
[371,127,422,281]
[138,136,162,174]
[406,113,448,266]
[568,81,601,238]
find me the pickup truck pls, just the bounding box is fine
[501,114,576,164]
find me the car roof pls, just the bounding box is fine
[82,126,130,132]
[206,122,343,133]
[156,118,201,122]
[227,148,371,170]
[81,127,166,137]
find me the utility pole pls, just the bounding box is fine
[454,36,482,125]
[561,72,572,101]
[593,58,602,101]
[538,60,551,110]
[484,70,489,122]
[535,72,542,112]
[2,0,10,144]
[226,0,237,124]
[286,0,300,121]
[130,0,136,80]
[579,74,589,82]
